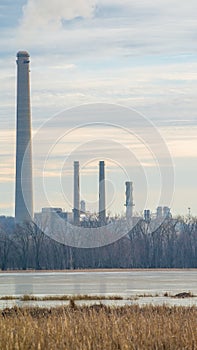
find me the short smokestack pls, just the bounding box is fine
[73,161,80,225]
[125,181,134,219]
[99,161,106,225]
[144,209,151,222]
[156,206,162,219]
[80,200,86,213]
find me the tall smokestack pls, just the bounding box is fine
[15,51,33,223]
[99,161,106,225]
[73,161,80,225]
[125,181,134,219]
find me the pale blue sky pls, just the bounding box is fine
[0,0,197,216]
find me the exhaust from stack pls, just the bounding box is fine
[99,161,106,225]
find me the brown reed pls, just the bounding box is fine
[0,304,196,349]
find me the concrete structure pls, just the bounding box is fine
[125,181,134,219]
[35,207,72,222]
[41,207,63,214]
[15,51,33,223]
[144,209,151,222]
[80,200,86,213]
[73,161,80,225]
[156,206,163,219]
[163,206,171,219]
[34,208,73,235]
[99,161,106,224]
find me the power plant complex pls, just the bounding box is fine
[13,51,171,225]
[14,50,136,226]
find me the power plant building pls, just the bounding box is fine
[13,51,172,226]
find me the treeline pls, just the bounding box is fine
[0,217,196,270]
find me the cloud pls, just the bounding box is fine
[0,0,197,215]
[2,1,196,64]
[21,0,96,29]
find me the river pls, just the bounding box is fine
[0,269,196,308]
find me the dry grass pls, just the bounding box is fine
[1,292,196,301]
[0,294,123,301]
[0,296,17,300]
[20,294,123,301]
[0,304,196,349]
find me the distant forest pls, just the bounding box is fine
[0,217,196,270]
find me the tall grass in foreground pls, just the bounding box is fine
[0,304,196,349]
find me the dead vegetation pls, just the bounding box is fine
[173,292,195,298]
[0,294,123,301]
[0,304,196,349]
[0,291,196,301]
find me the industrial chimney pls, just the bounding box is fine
[99,161,106,225]
[73,161,80,225]
[125,181,134,219]
[15,51,33,223]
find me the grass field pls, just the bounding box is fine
[0,303,196,349]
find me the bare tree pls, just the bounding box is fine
[13,223,31,270]
[0,229,13,270]
[26,222,44,270]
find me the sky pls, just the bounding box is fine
[0,0,197,217]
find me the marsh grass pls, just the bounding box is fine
[0,304,196,349]
[20,294,123,301]
[128,292,160,298]
[0,296,16,300]
[1,291,196,301]
[1,291,196,303]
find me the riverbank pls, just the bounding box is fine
[0,304,196,349]
[1,268,197,273]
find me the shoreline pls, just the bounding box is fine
[0,267,197,274]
